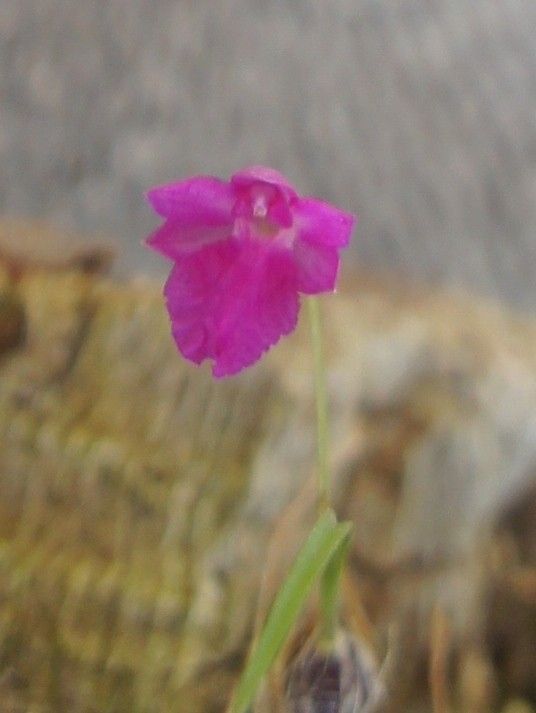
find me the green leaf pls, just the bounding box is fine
[319,524,353,646]
[229,509,353,713]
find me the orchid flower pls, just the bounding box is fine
[146,166,355,377]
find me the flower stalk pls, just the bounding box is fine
[307,296,330,512]
[307,296,345,647]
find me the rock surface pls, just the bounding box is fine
[0,232,534,711]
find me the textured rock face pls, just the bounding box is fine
[0,241,535,711]
[1,1,536,308]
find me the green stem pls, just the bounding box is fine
[307,297,330,511]
[307,296,340,645]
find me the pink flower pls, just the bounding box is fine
[145,166,355,377]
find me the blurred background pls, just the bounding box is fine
[1,0,535,309]
[0,2,536,712]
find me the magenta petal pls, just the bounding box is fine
[164,240,239,365]
[249,247,299,346]
[294,197,356,247]
[146,176,234,257]
[146,176,234,223]
[231,166,298,200]
[163,239,298,377]
[294,239,340,294]
[147,220,231,259]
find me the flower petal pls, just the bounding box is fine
[249,247,299,348]
[146,176,234,223]
[147,219,231,259]
[231,166,298,200]
[163,239,299,377]
[146,177,234,257]
[294,239,340,294]
[164,240,239,365]
[294,197,356,247]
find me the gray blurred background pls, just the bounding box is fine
[1,0,535,310]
